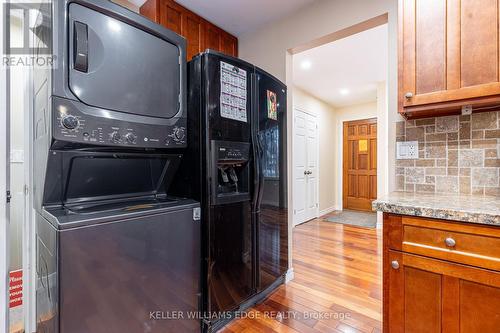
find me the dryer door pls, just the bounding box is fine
[68,3,181,119]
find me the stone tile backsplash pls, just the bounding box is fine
[396,111,500,196]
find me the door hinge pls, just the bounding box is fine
[316,203,319,208]
[24,185,29,196]
[293,209,297,215]
[6,190,11,203]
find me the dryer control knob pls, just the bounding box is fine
[174,127,185,141]
[125,133,137,144]
[61,115,79,130]
[110,131,121,143]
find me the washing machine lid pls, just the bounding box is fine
[42,198,199,230]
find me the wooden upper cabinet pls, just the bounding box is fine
[204,21,221,51]
[140,0,238,60]
[159,0,182,35]
[220,31,238,57]
[399,0,500,118]
[183,13,203,60]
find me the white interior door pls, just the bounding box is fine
[293,109,318,226]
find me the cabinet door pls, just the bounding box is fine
[182,12,203,60]
[387,250,500,333]
[400,0,500,109]
[204,21,221,52]
[159,0,183,35]
[220,31,238,57]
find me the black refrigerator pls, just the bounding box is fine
[172,50,288,331]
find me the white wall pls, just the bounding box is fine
[293,87,336,213]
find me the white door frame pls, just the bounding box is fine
[1,1,10,330]
[292,107,319,226]
[23,60,35,333]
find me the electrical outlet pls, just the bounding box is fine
[397,141,419,160]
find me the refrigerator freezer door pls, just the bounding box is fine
[255,70,288,292]
[207,202,253,313]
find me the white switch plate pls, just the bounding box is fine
[397,141,419,159]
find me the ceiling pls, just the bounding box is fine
[293,24,388,108]
[130,0,315,36]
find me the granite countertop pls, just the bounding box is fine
[373,192,500,226]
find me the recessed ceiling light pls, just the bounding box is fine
[339,88,350,95]
[300,60,312,70]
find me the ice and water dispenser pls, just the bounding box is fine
[210,140,251,204]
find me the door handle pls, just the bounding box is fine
[74,21,88,72]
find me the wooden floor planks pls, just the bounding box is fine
[219,215,382,333]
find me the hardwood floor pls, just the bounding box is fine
[219,215,383,333]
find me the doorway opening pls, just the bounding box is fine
[291,18,388,225]
[269,13,389,333]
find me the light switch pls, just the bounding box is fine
[397,141,419,159]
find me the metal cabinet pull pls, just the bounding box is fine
[445,237,456,247]
[404,92,413,99]
[391,260,400,269]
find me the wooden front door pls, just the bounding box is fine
[343,118,377,211]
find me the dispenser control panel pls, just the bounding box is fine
[217,146,249,162]
[52,97,186,148]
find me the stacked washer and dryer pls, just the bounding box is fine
[33,1,200,332]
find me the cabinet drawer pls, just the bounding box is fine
[385,215,500,271]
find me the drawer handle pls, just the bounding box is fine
[404,92,413,99]
[391,260,400,270]
[445,237,456,247]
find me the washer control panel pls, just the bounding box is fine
[52,98,187,148]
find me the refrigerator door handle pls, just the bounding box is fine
[255,133,265,211]
[251,73,261,212]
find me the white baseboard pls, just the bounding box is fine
[285,268,294,283]
[318,206,340,217]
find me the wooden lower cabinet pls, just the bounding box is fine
[384,214,500,332]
